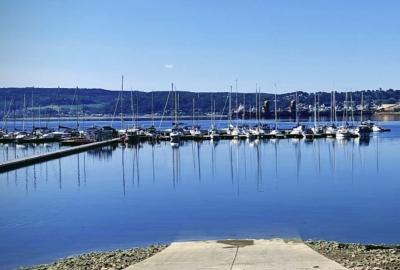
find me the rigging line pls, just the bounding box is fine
[158,88,172,129]
[219,95,229,122]
[110,92,121,128]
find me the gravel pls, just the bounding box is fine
[19,240,400,270]
[20,244,167,270]
[307,240,400,270]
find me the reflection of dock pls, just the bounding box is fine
[0,138,121,173]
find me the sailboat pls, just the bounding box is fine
[269,89,284,138]
[231,80,243,139]
[144,91,158,138]
[290,91,304,137]
[311,93,324,137]
[351,92,370,137]
[250,86,266,137]
[326,91,337,137]
[189,96,202,138]
[170,83,183,143]
[208,97,220,140]
[336,92,351,139]
[125,78,141,143]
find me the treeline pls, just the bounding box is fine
[0,87,399,117]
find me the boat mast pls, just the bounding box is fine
[242,93,245,123]
[130,88,134,126]
[235,79,238,127]
[31,89,35,131]
[75,86,79,129]
[317,93,320,125]
[210,95,213,126]
[229,85,232,126]
[350,92,354,126]
[38,105,41,128]
[151,91,154,126]
[333,91,337,124]
[330,91,333,124]
[120,75,124,130]
[342,92,346,125]
[274,83,278,130]
[136,91,139,127]
[214,99,216,127]
[192,97,195,127]
[22,94,26,131]
[197,93,200,127]
[255,84,258,125]
[361,91,364,123]
[295,91,299,125]
[173,83,178,127]
[13,97,16,131]
[57,87,61,129]
[314,93,317,128]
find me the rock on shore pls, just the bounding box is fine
[307,240,400,270]
[20,244,167,270]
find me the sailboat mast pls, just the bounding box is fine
[76,86,79,129]
[120,75,124,130]
[31,89,35,131]
[317,93,320,124]
[344,92,349,125]
[22,94,26,131]
[213,99,216,127]
[136,92,139,127]
[242,93,245,123]
[333,91,337,124]
[350,92,354,125]
[130,88,134,125]
[255,84,258,124]
[210,95,213,125]
[192,98,195,127]
[151,91,154,126]
[360,92,364,123]
[57,87,61,129]
[295,91,299,124]
[274,93,277,129]
[235,79,238,127]
[314,93,317,128]
[229,85,232,125]
[172,83,178,126]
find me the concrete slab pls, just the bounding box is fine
[124,239,348,270]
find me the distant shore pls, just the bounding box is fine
[19,241,400,270]
[5,112,398,123]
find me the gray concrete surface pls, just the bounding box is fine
[124,239,348,270]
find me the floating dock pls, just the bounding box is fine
[0,138,121,173]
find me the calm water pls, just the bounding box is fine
[0,121,400,269]
[0,143,63,163]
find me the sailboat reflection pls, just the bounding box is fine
[121,146,126,196]
[172,144,181,188]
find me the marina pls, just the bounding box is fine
[0,120,399,269]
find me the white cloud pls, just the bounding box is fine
[164,64,174,69]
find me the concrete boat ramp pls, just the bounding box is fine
[124,239,348,270]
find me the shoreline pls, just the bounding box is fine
[19,240,400,270]
[20,244,167,270]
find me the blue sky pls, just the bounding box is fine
[1,0,400,92]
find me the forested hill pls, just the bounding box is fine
[0,87,399,117]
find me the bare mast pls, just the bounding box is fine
[120,75,124,130]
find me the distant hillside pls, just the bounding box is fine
[0,87,399,118]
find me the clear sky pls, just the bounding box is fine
[1,0,399,93]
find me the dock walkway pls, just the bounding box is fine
[0,138,120,173]
[124,239,348,270]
